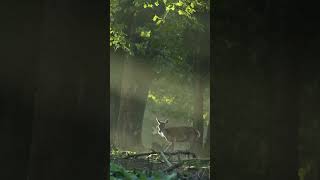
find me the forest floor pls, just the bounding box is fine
[110,148,210,179]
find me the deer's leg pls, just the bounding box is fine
[188,139,194,152]
[163,144,169,152]
[171,140,175,152]
[163,144,168,152]
[164,141,172,152]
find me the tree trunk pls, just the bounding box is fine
[192,11,210,156]
[0,1,43,179]
[116,58,153,150]
[192,49,205,154]
[204,121,210,156]
[110,51,124,146]
[28,1,108,180]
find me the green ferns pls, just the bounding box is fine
[110,163,178,180]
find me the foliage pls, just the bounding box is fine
[111,147,137,159]
[145,74,210,125]
[110,162,179,180]
[110,148,210,179]
[110,0,210,73]
[110,0,210,122]
[110,0,210,150]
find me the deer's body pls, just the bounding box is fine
[154,117,200,152]
[161,127,200,142]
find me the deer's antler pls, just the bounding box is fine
[156,116,160,124]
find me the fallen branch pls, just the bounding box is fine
[164,150,197,158]
[160,151,172,167]
[182,158,210,162]
[124,152,157,159]
[124,150,196,159]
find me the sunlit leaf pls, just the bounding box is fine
[156,20,162,25]
[176,0,183,6]
[153,15,159,22]
[178,10,184,15]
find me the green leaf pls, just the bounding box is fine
[155,1,159,6]
[165,6,170,12]
[140,31,151,38]
[153,15,159,22]
[156,20,162,25]
[176,0,183,6]
[178,10,184,15]
[146,31,151,37]
[163,0,167,5]
[143,3,147,8]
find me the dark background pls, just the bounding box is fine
[1,1,108,180]
[213,0,320,180]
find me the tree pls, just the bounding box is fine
[116,56,154,150]
[110,50,124,145]
[191,11,210,154]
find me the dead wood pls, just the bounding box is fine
[123,150,196,159]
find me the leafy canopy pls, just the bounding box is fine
[110,0,210,68]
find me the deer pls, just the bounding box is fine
[152,117,200,152]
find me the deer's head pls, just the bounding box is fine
[156,117,168,132]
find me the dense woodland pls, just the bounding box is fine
[110,0,210,152]
[1,0,320,180]
[110,0,211,178]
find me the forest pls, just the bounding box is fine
[110,0,211,179]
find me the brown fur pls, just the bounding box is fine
[163,127,200,142]
[155,117,200,151]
